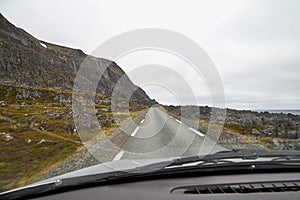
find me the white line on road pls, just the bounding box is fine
[140,119,144,123]
[188,127,205,137]
[131,126,140,136]
[170,116,173,118]
[175,119,182,124]
[113,150,125,161]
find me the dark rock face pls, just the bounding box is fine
[0,13,155,106]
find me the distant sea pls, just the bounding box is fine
[255,109,300,115]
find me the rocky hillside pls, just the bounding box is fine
[165,105,300,150]
[0,14,156,191]
[0,13,155,105]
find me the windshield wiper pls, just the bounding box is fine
[165,149,300,167]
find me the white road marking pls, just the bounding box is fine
[188,127,205,137]
[140,119,144,123]
[170,116,173,118]
[175,119,182,124]
[131,126,140,136]
[131,161,142,165]
[113,150,125,161]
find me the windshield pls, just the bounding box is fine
[0,0,300,194]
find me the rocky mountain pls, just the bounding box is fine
[0,13,155,105]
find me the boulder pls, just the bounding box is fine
[251,128,261,135]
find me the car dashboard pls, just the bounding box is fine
[32,172,300,200]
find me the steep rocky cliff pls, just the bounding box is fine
[0,13,154,105]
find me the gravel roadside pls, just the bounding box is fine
[40,110,147,180]
[217,131,266,150]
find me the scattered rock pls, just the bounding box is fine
[289,131,297,139]
[1,132,14,141]
[267,132,273,136]
[272,138,280,147]
[217,131,263,150]
[251,128,261,135]
[54,113,63,119]
[36,139,53,145]
[36,139,46,145]
[252,117,263,125]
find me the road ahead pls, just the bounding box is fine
[113,107,226,160]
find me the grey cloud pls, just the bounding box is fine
[1,0,299,109]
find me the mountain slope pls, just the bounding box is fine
[0,13,154,104]
[0,13,155,192]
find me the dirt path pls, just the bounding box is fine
[31,127,81,144]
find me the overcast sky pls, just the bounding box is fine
[1,0,300,110]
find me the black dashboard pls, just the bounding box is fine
[32,172,300,200]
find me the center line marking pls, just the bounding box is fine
[175,119,182,124]
[140,119,144,123]
[188,127,205,137]
[131,126,140,136]
[113,150,125,161]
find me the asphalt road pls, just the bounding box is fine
[113,107,226,160]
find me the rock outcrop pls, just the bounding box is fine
[164,105,300,150]
[0,13,155,106]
